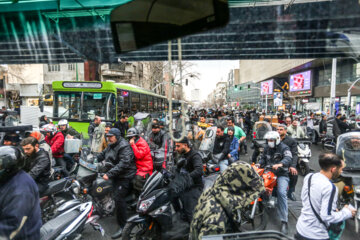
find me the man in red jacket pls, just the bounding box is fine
[41,124,67,176]
[126,127,153,192]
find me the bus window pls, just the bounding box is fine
[158,98,164,112]
[118,89,130,115]
[148,96,154,112]
[140,94,147,112]
[82,92,116,121]
[131,93,140,113]
[154,97,158,111]
[54,92,81,119]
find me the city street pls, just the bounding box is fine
[82,142,360,239]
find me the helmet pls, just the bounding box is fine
[29,131,42,141]
[126,128,139,138]
[40,124,57,136]
[58,119,69,128]
[0,146,25,183]
[264,131,281,145]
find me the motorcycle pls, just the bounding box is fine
[40,177,80,222]
[40,201,104,240]
[295,138,312,176]
[334,132,360,233]
[121,169,179,239]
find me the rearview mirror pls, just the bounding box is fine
[111,0,229,53]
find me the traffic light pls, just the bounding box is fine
[234,85,238,91]
[248,84,250,89]
[239,86,243,90]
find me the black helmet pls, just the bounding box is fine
[0,146,25,183]
[126,128,139,138]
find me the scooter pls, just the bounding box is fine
[322,134,336,152]
[296,139,312,176]
[40,201,104,240]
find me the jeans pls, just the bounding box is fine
[288,173,298,195]
[55,157,69,177]
[277,176,289,222]
[219,159,229,172]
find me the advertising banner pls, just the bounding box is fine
[274,92,283,107]
[289,70,312,92]
[261,79,273,95]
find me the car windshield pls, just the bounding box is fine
[54,92,116,121]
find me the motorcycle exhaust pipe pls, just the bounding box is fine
[250,198,258,219]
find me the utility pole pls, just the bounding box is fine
[330,58,337,116]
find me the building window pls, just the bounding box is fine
[68,64,75,71]
[48,64,60,72]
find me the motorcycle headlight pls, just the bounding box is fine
[71,180,81,195]
[138,196,155,213]
[355,186,360,195]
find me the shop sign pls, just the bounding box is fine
[302,99,309,103]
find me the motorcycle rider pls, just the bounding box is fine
[20,136,51,195]
[42,124,67,176]
[0,146,42,240]
[287,119,306,139]
[58,119,81,139]
[174,136,203,223]
[126,127,153,193]
[148,123,166,150]
[2,133,20,146]
[225,126,239,170]
[285,117,292,127]
[277,124,298,201]
[256,131,292,234]
[99,123,112,152]
[224,117,246,148]
[319,115,327,136]
[190,161,265,239]
[88,116,101,141]
[30,131,54,166]
[114,114,129,138]
[213,126,230,164]
[97,128,136,239]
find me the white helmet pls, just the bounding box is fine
[40,124,58,136]
[58,119,69,128]
[264,131,281,146]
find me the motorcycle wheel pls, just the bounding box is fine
[122,221,161,240]
[298,161,310,176]
[238,201,267,232]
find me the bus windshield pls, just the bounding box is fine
[54,92,116,121]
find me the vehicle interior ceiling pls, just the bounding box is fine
[0,0,359,65]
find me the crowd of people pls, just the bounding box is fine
[0,108,358,240]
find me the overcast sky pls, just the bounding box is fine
[182,60,239,101]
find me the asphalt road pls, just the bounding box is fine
[82,142,360,239]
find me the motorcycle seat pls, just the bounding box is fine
[40,209,79,240]
[41,178,69,197]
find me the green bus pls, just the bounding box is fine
[52,81,168,137]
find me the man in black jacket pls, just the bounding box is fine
[88,116,101,141]
[21,137,51,195]
[0,146,41,240]
[213,126,230,159]
[338,116,351,134]
[97,128,136,239]
[277,124,298,201]
[319,115,327,135]
[175,136,203,223]
[113,115,129,138]
[148,123,167,150]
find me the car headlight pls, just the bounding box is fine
[355,186,360,195]
[138,196,156,213]
[71,180,81,195]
